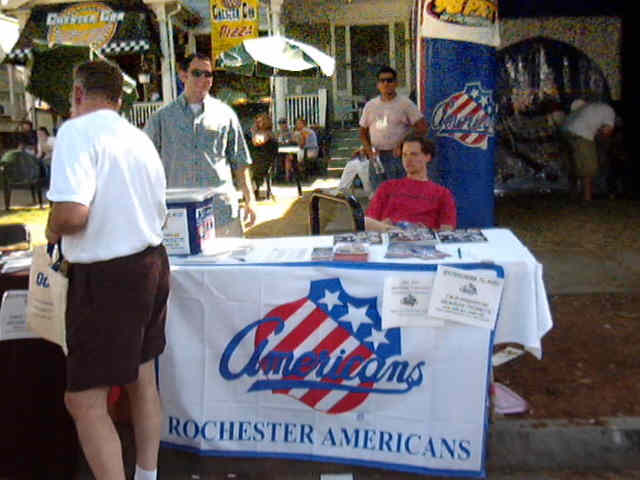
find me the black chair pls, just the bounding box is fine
[0,149,47,210]
[0,223,31,250]
[308,190,365,235]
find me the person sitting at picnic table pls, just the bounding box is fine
[365,133,457,232]
[248,113,278,200]
[284,117,318,181]
[275,117,293,144]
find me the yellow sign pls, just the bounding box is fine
[210,0,259,64]
[420,0,500,47]
[46,2,124,49]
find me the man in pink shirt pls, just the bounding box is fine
[365,133,457,232]
[359,66,428,190]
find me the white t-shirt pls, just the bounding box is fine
[563,102,615,141]
[48,109,167,263]
[359,95,424,151]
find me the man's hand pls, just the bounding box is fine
[236,165,256,229]
[243,201,256,228]
[365,216,394,232]
[363,145,375,160]
[359,127,374,159]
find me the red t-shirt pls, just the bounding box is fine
[365,178,457,229]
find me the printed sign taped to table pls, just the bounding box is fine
[427,265,504,329]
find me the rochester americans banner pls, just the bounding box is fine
[159,262,502,477]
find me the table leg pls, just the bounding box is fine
[292,159,302,197]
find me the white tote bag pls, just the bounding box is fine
[26,244,68,354]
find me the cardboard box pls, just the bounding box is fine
[163,188,216,255]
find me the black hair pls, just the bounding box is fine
[377,66,397,81]
[402,132,435,157]
[179,53,212,72]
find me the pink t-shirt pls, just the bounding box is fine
[366,177,457,229]
[359,95,424,151]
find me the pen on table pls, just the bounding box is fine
[457,248,462,259]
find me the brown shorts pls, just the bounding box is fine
[566,132,598,177]
[65,245,170,392]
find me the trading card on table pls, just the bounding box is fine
[388,228,438,246]
[310,247,334,261]
[333,231,383,245]
[437,228,488,244]
[333,242,369,262]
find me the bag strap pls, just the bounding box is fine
[47,240,65,272]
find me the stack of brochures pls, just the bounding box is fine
[333,231,383,245]
[387,228,438,246]
[310,247,334,262]
[437,228,488,244]
[0,250,33,274]
[333,242,369,262]
[386,228,448,260]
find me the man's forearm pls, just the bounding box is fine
[46,202,90,243]
[365,216,393,232]
[359,127,372,151]
[47,202,89,235]
[236,166,255,204]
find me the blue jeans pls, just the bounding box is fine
[369,150,405,191]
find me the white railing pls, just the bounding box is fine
[125,101,164,128]
[283,89,327,128]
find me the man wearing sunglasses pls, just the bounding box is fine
[359,66,428,192]
[145,53,255,236]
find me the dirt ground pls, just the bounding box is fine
[492,193,640,420]
[493,292,640,419]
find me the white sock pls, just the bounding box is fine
[134,465,157,480]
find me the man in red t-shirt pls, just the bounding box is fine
[365,133,456,231]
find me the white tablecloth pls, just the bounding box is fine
[171,228,553,358]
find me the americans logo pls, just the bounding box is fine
[220,278,425,414]
[432,82,495,150]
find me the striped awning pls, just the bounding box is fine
[6,38,152,63]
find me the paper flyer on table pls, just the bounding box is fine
[162,208,189,255]
[427,265,503,329]
[0,290,37,341]
[381,275,443,328]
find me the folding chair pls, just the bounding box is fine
[0,223,31,251]
[308,190,365,235]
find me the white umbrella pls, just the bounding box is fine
[218,35,335,77]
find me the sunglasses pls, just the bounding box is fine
[378,77,396,83]
[190,69,213,78]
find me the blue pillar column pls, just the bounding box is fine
[422,38,497,228]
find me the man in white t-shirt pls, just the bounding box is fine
[562,99,616,202]
[359,66,428,190]
[46,60,168,480]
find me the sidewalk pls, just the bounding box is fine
[72,417,640,478]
